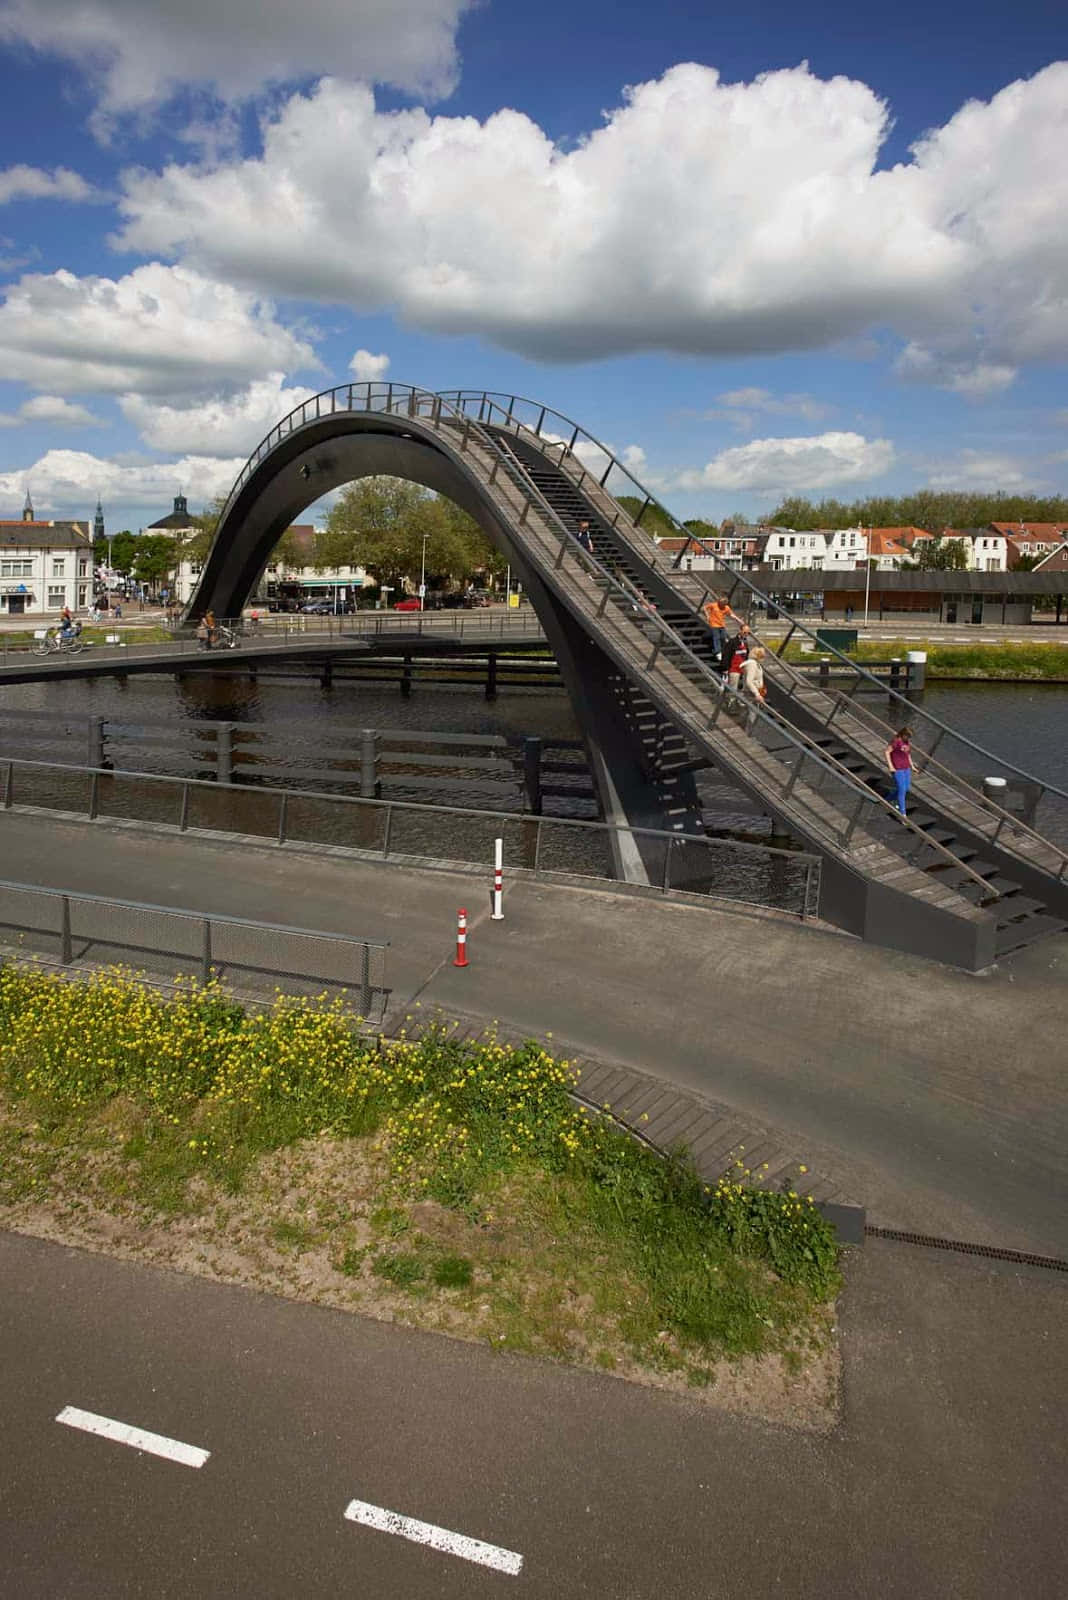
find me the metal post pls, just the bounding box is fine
[60,895,72,965]
[87,715,105,769]
[178,782,190,831]
[533,818,543,875]
[523,737,543,814]
[360,729,378,798]
[360,944,372,1016]
[201,918,212,983]
[661,841,673,892]
[818,657,830,689]
[381,805,393,859]
[88,770,99,819]
[216,722,233,784]
[277,790,288,845]
[3,761,11,809]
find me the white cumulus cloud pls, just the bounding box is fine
[672,432,895,494]
[0,165,96,204]
[0,449,244,514]
[0,394,104,427]
[921,450,1033,490]
[113,61,1068,379]
[349,348,390,382]
[0,263,316,396]
[0,0,473,117]
[120,374,317,456]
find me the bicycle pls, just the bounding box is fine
[31,626,83,657]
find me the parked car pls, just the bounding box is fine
[300,601,333,614]
[393,596,422,611]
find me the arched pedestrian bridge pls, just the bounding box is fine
[189,383,1068,970]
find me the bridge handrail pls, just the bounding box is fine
[760,647,1068,879]
[208,382,1010,890]
[438,389,1068,815]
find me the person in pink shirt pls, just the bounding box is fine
[884,726,913,815]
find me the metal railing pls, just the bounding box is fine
[0,755,823,920]
[0,607,546,676]
[197,383,1017,901]
[0,876,389,1015]
[438,389,1068,852]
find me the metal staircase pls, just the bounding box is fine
[439,390,1068,966]
[197,382,1068,969]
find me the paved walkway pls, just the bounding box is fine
[2,1229,1065,1598]
[1,807,1065,1256]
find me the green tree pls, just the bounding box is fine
[911,537,971,571]
[93,529,137,576]
[320,478,501,590]
[615,493,676,539]
[131,534,178,591]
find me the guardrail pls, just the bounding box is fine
[0,608,546,675]
[437,389,1068,843]
[0,756,823,920]
[0,877,389,1015]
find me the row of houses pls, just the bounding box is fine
[659,522,1068,575]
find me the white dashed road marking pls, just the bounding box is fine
[56,1406,210,1468]
[343,1497,524,1576]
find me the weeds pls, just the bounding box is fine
[0,966,841,1369]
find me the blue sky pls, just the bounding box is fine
[0,0,1065,533]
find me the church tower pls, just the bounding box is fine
[22,489,33,523]
[94,497,105,542]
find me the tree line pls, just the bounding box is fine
[761,491,1068,533]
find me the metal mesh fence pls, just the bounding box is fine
[0,878,389,1017]
[5,762,89,815]
[282,793,388,853]
[95,772,186,826]
[186,784,281,840]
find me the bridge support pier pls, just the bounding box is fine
[321,660,333,688]
[400,655,413,697]
[523,737,543,814]
[485,651,497,701]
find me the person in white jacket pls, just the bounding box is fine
[738,647,767,728]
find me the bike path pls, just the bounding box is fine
[0,808,1065,1256]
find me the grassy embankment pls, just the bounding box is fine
[0,967,839,1402]
[2,625,172,647]
[784,639,1068,681]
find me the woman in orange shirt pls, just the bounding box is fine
[701,594,738,662]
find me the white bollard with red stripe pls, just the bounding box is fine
[491,837,504,920]
[453,907,469,967]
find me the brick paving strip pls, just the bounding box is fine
[399,1007,866,1242]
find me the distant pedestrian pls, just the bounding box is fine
[702,593,739,662]
[885,726,913,816]
[739,647,767,727]
[726,624,752,691]
[845,604,854,622]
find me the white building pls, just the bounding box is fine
[942,529,1008,572]
[760,529,828,570]
[0,495,93,616]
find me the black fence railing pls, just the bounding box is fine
[0,756,823,921]
[0,877,389,1017]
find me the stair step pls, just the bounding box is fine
[995,914,1068,955]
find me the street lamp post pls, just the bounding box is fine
[863,526,872,626]
[419,533,428,610]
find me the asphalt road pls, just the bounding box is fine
[0,811,1065,1257]
[1,1231,1064,1598]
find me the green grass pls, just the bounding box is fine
[0,966,840,1372]
[785,638,1068,680]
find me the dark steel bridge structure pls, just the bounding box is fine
[187,383,1068,970]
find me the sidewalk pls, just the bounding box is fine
[0,807,1065,1256]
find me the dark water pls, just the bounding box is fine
[2,667,1065,856]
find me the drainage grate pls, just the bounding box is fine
[865,1225,1068,1273]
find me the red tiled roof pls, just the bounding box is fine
[991,522,1068,539]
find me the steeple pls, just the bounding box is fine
[22,489,33,523]
[173,490,188,520]
[94,497,105,542]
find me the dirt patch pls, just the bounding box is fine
[0,1116,840,1432]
